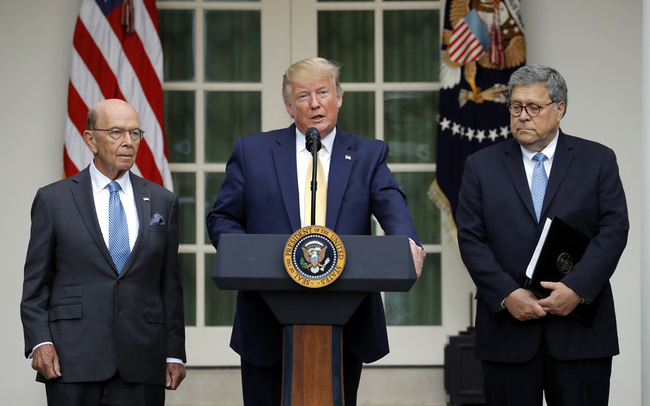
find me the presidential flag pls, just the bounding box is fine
[430,0,525,241]
[64,0,172,190]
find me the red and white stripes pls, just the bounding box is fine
[64,0,172,190]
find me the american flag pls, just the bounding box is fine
[64,0,172,190]
[448,9,490,65]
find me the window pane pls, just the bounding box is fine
[172,172,196,244]
[159,9,195,82]
[205,91,261,163]
[164,91,195,163]
[384,91,437,164]
[179,253,196,326]
[384,10,439,82]
[338,92,374,138]
[318,11,374,83]
[204,11,261,82]
[392,172,440,245]
[385,253,441,325]
[205,253,237,326]
[205,172,227,245]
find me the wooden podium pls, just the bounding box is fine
[212,234,416,406]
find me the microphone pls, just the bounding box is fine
[305,127,321,154]
[305,127,321,226]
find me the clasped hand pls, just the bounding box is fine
[504,282,582,321]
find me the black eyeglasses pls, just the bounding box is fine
[507,102,555,117]
[93,128,145,141]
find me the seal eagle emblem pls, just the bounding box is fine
[284,226,346,288]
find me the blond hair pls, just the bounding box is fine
[282,58,343,101]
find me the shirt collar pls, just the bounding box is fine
[89,160,132,194]
[295,126,336,155]
[520,130,559,162]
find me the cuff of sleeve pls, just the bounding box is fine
[167,358,185,366]
[29,342,54,359]
[496,298,507,313]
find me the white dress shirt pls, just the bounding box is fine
[296,127,335,228]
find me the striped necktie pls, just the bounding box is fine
[531,152,548,222]
[108,181,130,273]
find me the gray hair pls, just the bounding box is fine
[508,65,568,115]
[86,106,100,130]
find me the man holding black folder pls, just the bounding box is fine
[456,65,628,406]
[206,58,425,406]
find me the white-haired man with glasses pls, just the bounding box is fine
[457,65,628,406]
[21,99,186,406]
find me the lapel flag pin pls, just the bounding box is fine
[345,155,351,160]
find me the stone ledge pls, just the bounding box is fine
[166,367,446,406]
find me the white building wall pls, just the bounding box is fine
[0,0,643,404]
[521,2,642,405]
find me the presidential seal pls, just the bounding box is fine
[284,226,346,288]
[556,252,574,275]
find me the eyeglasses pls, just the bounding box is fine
[507,102,555,118]
[93,128,145,141]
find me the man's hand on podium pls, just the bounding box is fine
[410,240,426,279]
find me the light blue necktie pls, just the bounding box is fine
[108,181,130,273]
[531,152,548,222]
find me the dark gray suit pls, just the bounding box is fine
[456,131,628,404]
[21,167,186,386]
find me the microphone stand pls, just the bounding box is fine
[305,127,322,226]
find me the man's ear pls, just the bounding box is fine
[556,101,566,120]
[83,130,98,154]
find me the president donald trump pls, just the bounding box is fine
[207,57,426,406]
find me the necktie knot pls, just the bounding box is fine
[533,152,546,164]
[108,181,121,194]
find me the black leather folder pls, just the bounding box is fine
[524,216,597,326]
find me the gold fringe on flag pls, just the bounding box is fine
[428,178,459,253]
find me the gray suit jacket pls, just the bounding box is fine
[21,167,186,385]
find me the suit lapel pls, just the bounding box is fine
[502,140,537,222]
[327,129,354,229]
[119,173,151,277]
[272,125,301,231]
[70,167,116,273]
[541,131,574,218]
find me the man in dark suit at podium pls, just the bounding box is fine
[207,57,426,405]
[456,65,628,406]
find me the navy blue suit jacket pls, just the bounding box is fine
[21,168,186,385]
[207,124,420,367]
[456,131,628,363]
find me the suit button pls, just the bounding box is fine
[117,280,122,284]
